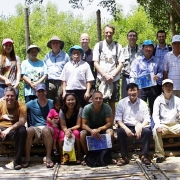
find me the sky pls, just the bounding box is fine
[0,0,138,19]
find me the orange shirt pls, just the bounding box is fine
[0,101,27,128]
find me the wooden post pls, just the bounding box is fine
[24,6,30,53]
[96,10,102,42]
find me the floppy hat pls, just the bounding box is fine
[35,83,46,91]
[2,38,13,45]
[142,40,154,46]
[63,134,75,152]
[172,35,180,43]
[47,36,64,50]
[69,45,84,57]
[162,79,173,85]
[27,45,41,54]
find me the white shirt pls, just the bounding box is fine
[60,60,94,90]
[153,94,180,129]
[115,97,150,126]
[93,40,124,82]
[164,51,180,90]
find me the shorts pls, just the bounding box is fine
[31,126,45,143]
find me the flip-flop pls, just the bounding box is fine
[22,161,30,168]
[117,157,129,166]
[81,160,86,166]
[46,161,54,168]
[111,159,117,164]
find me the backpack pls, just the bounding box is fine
[99,41,119,66]
[153,44,172,56]
[85,149,112,167]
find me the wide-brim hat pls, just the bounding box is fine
[69,45,84,57]
[2,38,13,45]
[27,45,41,54]
[47,36,64,50]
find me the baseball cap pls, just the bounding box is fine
[35,83,46,91]
[162,79,173,85]
[63,134,75,152]
[142,40,154,46]
[2,38,14,45]
[69,45,84,57]
[172,35,180,43]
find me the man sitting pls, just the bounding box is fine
[115,83,151,166]
[0,87,27,170]
[23,83,54,168]
[153,79,180,163]
[80,91,115,165]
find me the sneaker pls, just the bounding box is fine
[156,157,164,163]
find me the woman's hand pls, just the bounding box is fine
[65,128,72,138]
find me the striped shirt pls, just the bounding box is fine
[164,51,180,90]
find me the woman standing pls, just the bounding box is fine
[59,93,82,164]
[0,38,21,98]
[21,45,47,103]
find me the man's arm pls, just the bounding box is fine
[84,81,91,100]
[163,70,168,80]
[117,120,134,137]
[97,116,113,132]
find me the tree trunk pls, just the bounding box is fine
[169,11,176,36]
[96,10,102,42]
[168,0,180,18]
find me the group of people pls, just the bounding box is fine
[0,23,180,170]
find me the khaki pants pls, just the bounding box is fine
[153,123,180,157]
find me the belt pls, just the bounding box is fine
[47,79,61,84]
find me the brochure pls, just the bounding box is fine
[86,134,112,151]
[133,72,157,89]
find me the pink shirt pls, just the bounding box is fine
[47,108,59,126]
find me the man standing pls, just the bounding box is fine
[80,91,114,156]
[163,35,180,97]
[121,30,142,98]
[23,83,54,168]
[60,45,94,107]
[115,83,151,166]
[153,79,180,163]
[0,87,27,170]
[93,24,124,119]
[154,30,172,95]
[44,36,70,99]
[130,40,163,115]
[80,33,96,97]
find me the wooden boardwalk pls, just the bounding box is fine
[1,155,180,180]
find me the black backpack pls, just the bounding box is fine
[85,149,112,167]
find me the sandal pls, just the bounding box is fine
[81,160,87,166]
[75,159,81,165]
[14,164,22,170]
[141,156,151,165]
[46,161,54,168]
[22,161,30,168]
[111,159,117,164]
[117,157,129,166]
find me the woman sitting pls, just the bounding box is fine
[59,93,82,164]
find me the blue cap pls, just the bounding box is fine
[69,45,84,57]
[142,40,154,46]
[35,83,46,91]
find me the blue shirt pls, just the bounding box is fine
[26,99,53,126]
[130,55,163,85]
[155,44,169,62]
[21,59,47,96]
[44,50,70,80]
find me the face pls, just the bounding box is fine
[65,94,76,109]
[51,40,61,52]
[142,45,154,59]
[172,42,180,54]
[127,87,139,103]
[92,92,103,106]
[127,32,137,45]
[28,48,38,59]
[35,89,47,98]
[157,33,166,44]
[3,43,13,54]
[54,102,61,111]
[104,26,114,42]
[80,33,90,48]
[71,50,81,62]
[162,83,173,94]
[4,90,16,105]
